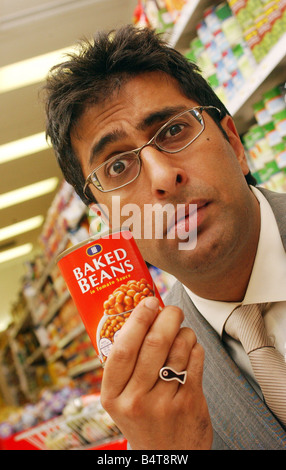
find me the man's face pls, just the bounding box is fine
[71,72,253,286]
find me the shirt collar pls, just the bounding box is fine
[183,186,286,337]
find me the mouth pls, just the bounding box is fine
[165,200,209,237]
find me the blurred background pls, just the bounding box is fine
[0,0,136,331]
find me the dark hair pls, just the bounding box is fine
[44,24,255,204]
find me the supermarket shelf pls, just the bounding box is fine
[0,186,96,405]
[165,1,286,135]
[68,358,101,378]
[229,34,286,115]
[26,347,44,366]
[92,437,127,450]
[166,0,214,48]
[10,309,31,338]
[45,322,85,363]
[57,323,85,349]
[10,394,123,450]
[230,33,286,134]
[42,289,70,326]
[33,234,70,292]
[1,433,127,451]
[45,348,62,364]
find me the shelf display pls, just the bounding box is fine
[0,387,82,441]
[135,0,285,136]
[0,394,125,451]
[184,2,258,105]
[0,346,25,407]
[242,82,286,190]
[0,164,119,447]
[0,180,103,400]
[182,1,285,111]
[133,0,188,32]
[228,0,285,63]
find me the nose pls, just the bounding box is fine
[140,145,188,198]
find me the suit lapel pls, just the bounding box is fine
[258,187,286,250]
[165,281,286,449]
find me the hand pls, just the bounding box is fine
[100,297,213,450]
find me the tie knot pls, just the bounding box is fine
[224,303,272,354]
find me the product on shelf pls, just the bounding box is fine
[49,264,68,298]
[23,181,87,287]
[47,360,70,386]
[263,85,286,116]
[165,0,188,22]
[133,0,186,32]
[10,293,28,327]
[242,82,286,190]
[133,0,150,27]
[12,394,122,450]
[15,332,39,364]
[228,0,285,62]
[58,298,83,337]
[72,368,103,395]
[0,386,83,439]
[185,2,259,106]
[1,178,106,405]
[62,332,98,370]
[45,296,83,357]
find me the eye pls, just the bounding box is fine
[109,160,126,176]
[105,153,136,178]
[157,121,189,147]
[165,123,185,138]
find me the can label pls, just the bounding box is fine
[57,230,164,363]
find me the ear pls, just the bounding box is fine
[220,115,249,176]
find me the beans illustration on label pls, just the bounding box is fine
[100,278,153,343]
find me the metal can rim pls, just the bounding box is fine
[55,227,130,264]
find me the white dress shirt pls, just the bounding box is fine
[184,186,286,394]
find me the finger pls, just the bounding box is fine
[155,327,197,395]
[185,342,205,390]
[124,305,185,394]
[102,296,161,400]
[178,342,205,398]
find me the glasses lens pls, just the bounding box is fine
[95,152,140,191]
[155,109,204,152]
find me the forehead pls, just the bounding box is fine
[73,72,194,135]
[71,72,197,172]
[102,71,188,110]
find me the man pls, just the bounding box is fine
[44,25,286,449]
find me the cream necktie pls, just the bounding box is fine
[224,303,286,427]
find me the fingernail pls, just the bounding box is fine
[144,296,160,311]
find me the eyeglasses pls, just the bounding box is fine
[83,105,221,197]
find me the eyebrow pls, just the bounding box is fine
[136,105,188,131]
[88,105,188,168]
[89,129,127,167]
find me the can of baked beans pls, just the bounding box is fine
[56,229,164,363]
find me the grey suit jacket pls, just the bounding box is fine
[164,188,286,450]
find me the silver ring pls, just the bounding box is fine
[159,366,187,385]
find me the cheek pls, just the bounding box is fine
[134,237,151,259]
[199,137,246,185]
[135,238,168,270]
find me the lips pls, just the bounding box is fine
[165,200,209,237]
